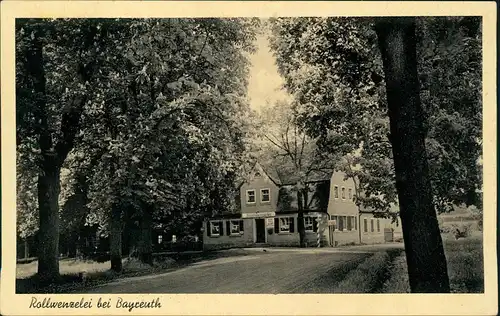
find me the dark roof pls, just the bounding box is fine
[276,180,331,213]
[237,160,333,188]
[278,170,332,186]
[205,213,242,220]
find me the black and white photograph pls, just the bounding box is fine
[1,1,497,315]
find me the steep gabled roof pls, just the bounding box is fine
[278,170,332,186]
[236,161,281,188]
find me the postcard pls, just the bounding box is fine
[1,1,497,315]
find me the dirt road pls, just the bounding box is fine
[85,250,372,293]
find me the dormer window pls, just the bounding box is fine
[260,188,270,203]
[246,190,256,204]
[334,186,339,199]
[341,187,346,200]
[348,188,353,200]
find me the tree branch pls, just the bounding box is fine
[264,134,289,153]
[55,24,100,166]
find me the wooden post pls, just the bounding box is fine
[316,217,321,248]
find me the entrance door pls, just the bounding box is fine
[255,219,266,243]
[384,228,394,242]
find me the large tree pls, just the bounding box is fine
[374,17,449,292]
[16,19,126,282]
[255,100,336,246]
[80,18,259,268]
[17,18,259,277]
[268,17,482,214]
[268,16,481,292]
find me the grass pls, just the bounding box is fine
[333,248,403,293]
[17,258,113,279]
[381,234,484,293]
[380,254,410,293]
[16,257,178,293]
[443,234,484,293]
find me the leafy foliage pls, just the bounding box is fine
[268,17,482,214]
[81,18,259,236]
[16,18,260,246]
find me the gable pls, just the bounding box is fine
[236,162,281,189]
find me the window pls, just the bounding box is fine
[226,220,244,236]
[364,218,368,232]
[231,220,243,235]
[334,186,339,199]
[370,219,374,232]
[157,235,163,244]
[347,217,352,231]
[280,217,290,233]
[246,190,256,204]
[341,187,346,200]
[210,221,221,236]
[377,219,380,232]
[331,215,338,231]
[348,188,353,200]
[304,217,314,232]
[354,216,357,230]
[338,216,344,231]
[275,217,294,233]
[260,188,270,203]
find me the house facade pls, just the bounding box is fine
[203,164,402,250]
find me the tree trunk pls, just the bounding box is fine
[109,205,123,272]
[24,239,29,259]
[138,207,153,265]
[375,17,450,293]
[296,191,306,248]
[37,163,61,283]
[24,25,60,283]
[68,231,78,258]
[122,217,131,257]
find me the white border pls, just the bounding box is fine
[1,2,497,316]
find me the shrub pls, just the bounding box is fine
[152,257,177,270]
[452,223,472,239]
[440,222,473,238]
[122,257,153,273]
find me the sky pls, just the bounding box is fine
[246,33,291,113]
